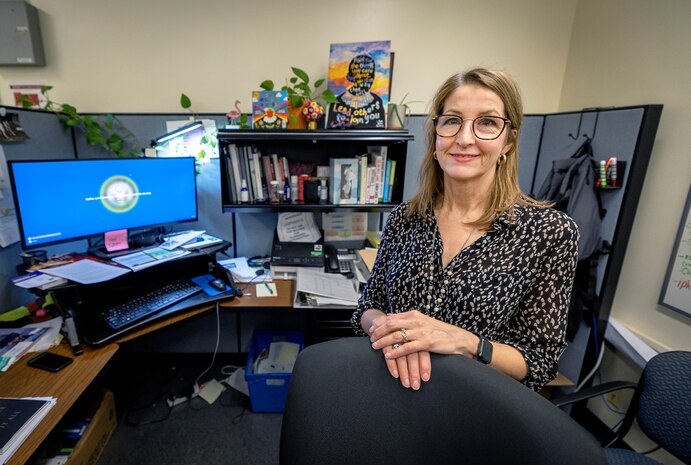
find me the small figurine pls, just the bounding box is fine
[302,101,324,129]
[227,100,242,126]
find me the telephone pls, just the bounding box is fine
[324,244,356,277]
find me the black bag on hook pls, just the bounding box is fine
[536,138,604,261]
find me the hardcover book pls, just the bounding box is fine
[252,90,289,129]
[325,40,391,129]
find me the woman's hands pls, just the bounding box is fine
[365,309,479,390]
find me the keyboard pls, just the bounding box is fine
[100,279,202,330]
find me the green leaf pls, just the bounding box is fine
[289,114,297,126]
[259,80,274,91]
[289,77,298,85]
[17,95,33,108]
[314,78,325,89]
[107,134,123,152]
[295,83,311,95]
[292,67,309,84]
[321,89,337,104]
[40,85,53,94]
[87,130,105,146]
[180,93,192,109]
[289,95,304,108]
[61,104,78,117]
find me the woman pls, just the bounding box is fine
[351,68,579,392]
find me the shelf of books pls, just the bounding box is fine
[217,129,413,213]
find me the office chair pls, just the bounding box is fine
[279,337,607,465]
[552,350,691,465]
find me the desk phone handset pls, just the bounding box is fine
[324,244,355,277]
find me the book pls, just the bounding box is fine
[366,230,382,248]
[0,397,55,457]
[358,155,368,204]
[386,159,397,203]
[325,41,391,129]
[330,158,359,205]
[382,159,392,204]
[228,144,243,201]
[252,90,288,129]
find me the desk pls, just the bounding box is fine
[0,280,295,465]
[0,342,117,465]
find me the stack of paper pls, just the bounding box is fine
[112,247,189,272]
[294,267,359,308]
[0,327,49,372]
[218,257,272,283]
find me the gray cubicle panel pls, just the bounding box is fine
[0,106,77,313]
[531,105,662,387]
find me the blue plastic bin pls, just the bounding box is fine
[245,330,304,413]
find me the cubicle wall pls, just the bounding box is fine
[0,105,662,365]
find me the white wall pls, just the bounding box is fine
[0,0,576,114]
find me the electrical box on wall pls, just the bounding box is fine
[0,1,46,66]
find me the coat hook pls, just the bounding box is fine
[568,112,585,140]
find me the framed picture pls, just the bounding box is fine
[325,40,391,129]
[329,158,359,204]
[252,90,288,129]
[659,184,691,318]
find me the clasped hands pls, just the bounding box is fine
[368,310,437,390]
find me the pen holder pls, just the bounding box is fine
[595,160,626,189]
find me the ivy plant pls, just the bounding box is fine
[18,86,141,157]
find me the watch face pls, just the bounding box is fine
[478,336,493,364]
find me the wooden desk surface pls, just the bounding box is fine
[0,342,118,465]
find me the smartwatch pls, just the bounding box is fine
[475,333,493,365]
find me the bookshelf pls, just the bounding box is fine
[217,129,413,213]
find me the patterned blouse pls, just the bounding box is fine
[352,201,579,391]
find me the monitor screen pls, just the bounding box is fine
[8,157,198,249]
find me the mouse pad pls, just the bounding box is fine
[192,273,229,296]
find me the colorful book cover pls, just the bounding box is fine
[252,90,288,129]
[330,158,359,204]
[325,40,391,129]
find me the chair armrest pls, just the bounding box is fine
[551,380,638,407]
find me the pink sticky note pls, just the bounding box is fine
[105,229,129,252]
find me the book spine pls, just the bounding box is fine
[228,144,243,201]
[382,159,392,204]
[271,153,282,185]
[386,159,397,203]
[359,155,368,204]
[378,146,388,202]
[252,149,265,201]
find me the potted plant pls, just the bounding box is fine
[386,93,421,130]
[260,67,337,129]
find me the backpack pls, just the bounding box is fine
[536,138,606,340]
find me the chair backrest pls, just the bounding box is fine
[279,337,607,465]
[636,350,691,463]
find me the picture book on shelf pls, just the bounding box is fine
[252,90,288,129]
[325,40,391,129]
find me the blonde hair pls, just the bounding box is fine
[407,67,550,229]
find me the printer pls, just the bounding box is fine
[270,230,324,267]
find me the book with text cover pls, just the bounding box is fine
[326,40,391,129]
[0,397,55,455]
[252,90,288,129]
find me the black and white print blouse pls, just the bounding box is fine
[352,201,580,391]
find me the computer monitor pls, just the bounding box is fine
[8,157,198,250]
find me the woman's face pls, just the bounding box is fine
[434,84,514,187]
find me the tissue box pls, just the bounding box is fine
[245,330,304,413]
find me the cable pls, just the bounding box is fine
[193,301,221,393]
[239,268,268,293]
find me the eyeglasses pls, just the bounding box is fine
[433,114,511,140]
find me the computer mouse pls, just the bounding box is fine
[209,278,227,292]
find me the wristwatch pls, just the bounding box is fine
[475,333,493,365]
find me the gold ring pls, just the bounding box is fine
[400,328,408,343]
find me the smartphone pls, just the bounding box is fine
[27,352,74,372]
